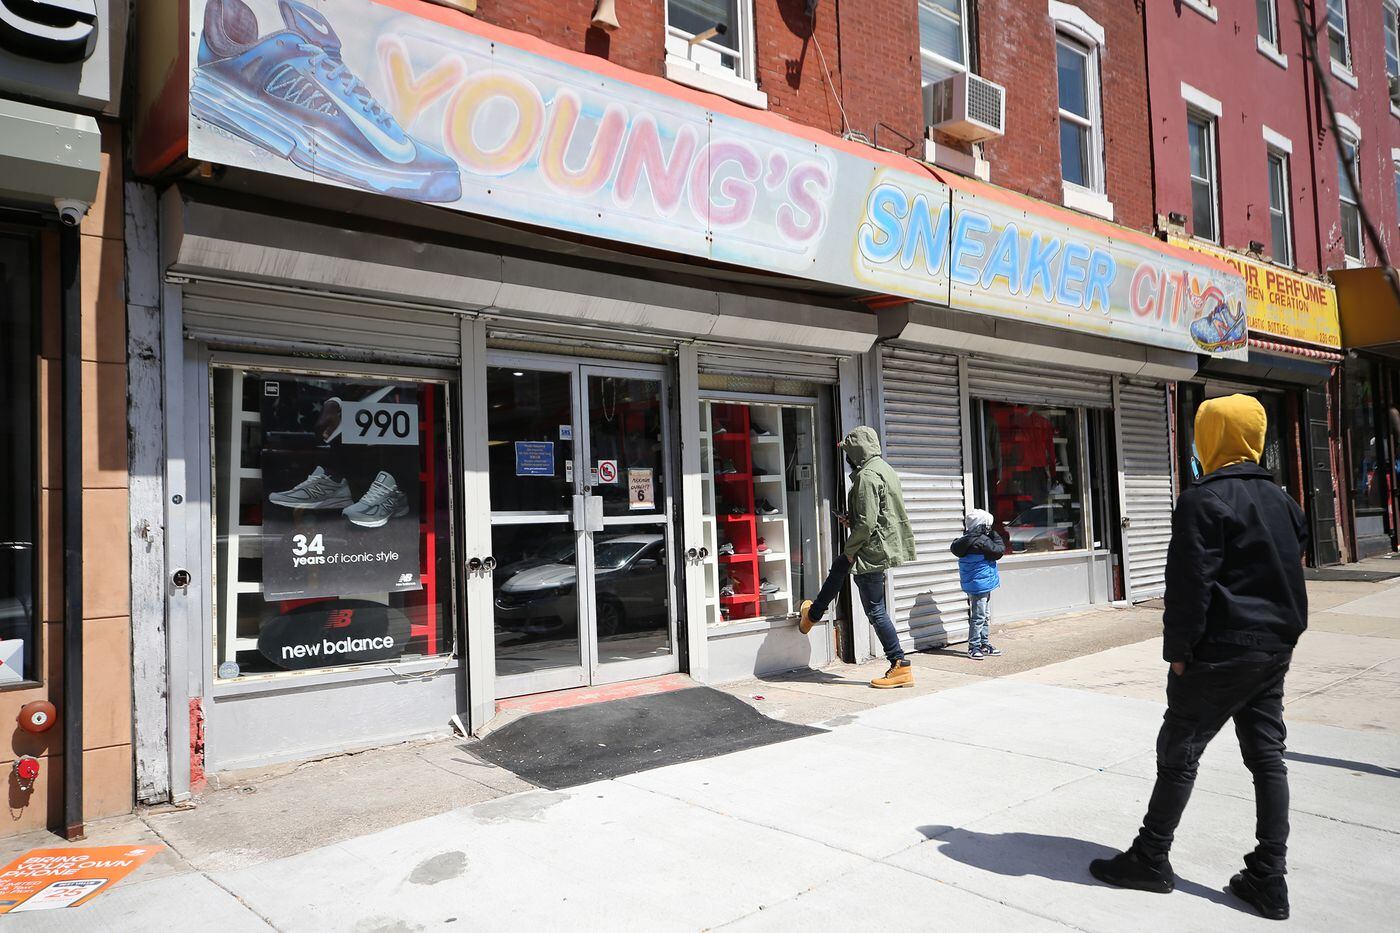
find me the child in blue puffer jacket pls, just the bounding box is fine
[950,508,1006,660]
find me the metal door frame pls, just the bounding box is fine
[487,352,680,698]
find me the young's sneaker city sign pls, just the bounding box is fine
[181,0,1245,359]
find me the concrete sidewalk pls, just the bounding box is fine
[6,585,1398,931]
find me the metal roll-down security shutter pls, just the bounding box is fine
[879,345,967,649]
[697,344,843,384]
[965,354,1113,408]
[1117,378,1175,599]
[181,281,464,366]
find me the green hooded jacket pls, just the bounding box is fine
[840,426,917,574]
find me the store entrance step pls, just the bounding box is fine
[469,686,824,790]
[1304,567,1400,582]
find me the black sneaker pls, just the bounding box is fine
[1089,848,1175,893]
[1228,869,1289,920]
[983,644,1003,656]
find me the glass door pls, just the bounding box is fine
[487,356,677,698]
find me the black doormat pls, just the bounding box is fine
[470,686,824,790]
[1304,567,1400,582]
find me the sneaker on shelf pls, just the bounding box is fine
[757,498,781,515]
[759,578,780,595]
[983,644,1003,656]
[268,466,353,510]
[717,542,736,557]
[968,648,985,661]
[713,425,729,435]
[342,471,410,528]
[756,537,771,553]
[717,459,738,475]
[720,577,739,597]
[751,425,773,437]
[191,0,462,203]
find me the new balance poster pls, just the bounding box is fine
[260,374,422,601]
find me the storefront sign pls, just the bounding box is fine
[256,600,413,670]
[0,0,98,63]
[260,375,423,601]
[628,468,654,510]
[1170,238,1341,348]
[183,0,1245,359]
[0,846,162,913]
[515,441,554,476]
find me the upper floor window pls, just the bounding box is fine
[1056,34,1103,193]
[1385,2,1400,80]
[919,0,970,86]
[1256,0,1278,47]
[1338,133,1363,263]
[1327,0,1351,68]
[666,1,752,80]
[1187,110,1220,243]
[1267,148,1293,266]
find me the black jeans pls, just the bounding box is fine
[1133,651,1292,877]
[807,554,905,663]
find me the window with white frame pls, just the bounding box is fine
[1057,34,1103,193]
[666,0,754,83]
[1257,0,1278,47]
[1338,133,1363,262]
[918,0,970,87]
[1327,0,1351,68]
[1188,111,1220,243]
[1385,2,1399,81]
[1267,148,1293,266]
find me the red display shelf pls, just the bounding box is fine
[715,472,753,481]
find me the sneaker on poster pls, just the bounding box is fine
[757,498,781,515]
[756,537,771,553]
[342,471,410,527]
[268,466,353,510]
[191,0,462,203]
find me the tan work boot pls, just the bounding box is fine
[799,600,815,634]
[871,659,914,689]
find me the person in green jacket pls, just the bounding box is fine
[798,426,918,688]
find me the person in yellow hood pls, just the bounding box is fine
[1091,394,1307,921]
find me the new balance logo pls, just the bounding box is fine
[397,573,416,585]
[266,65,339,115]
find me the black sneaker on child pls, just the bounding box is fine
[1089,848,1175,894]
[1228,865,1289,920]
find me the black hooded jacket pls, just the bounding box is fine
[1162,462,1309,663]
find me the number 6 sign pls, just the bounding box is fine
[340,401,420,446]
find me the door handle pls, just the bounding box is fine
[698,546,709,559]
[482,555,497,572]
[467,556,483,573]
[685,546,699,561]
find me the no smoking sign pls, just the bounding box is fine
[597,460,619,484]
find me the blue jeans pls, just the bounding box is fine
[968,593,990,649]
[807,555,905,663]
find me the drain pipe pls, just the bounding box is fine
[60,223,85,840]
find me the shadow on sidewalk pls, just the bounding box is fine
[1284,751,1400,779]
[915,825,1249,912]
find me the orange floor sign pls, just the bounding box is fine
[0,845,163,913]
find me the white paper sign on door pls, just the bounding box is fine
[628,468,654,510]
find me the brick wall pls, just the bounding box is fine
[977,0,1153,232]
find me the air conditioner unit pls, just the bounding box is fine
[1390,75,1400,106]
[924,72,1006,143]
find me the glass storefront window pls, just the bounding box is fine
[0,233,37,684]
[973,400,1086,554]
[1344,361,1386,513]
[1180,385,1289,490]
[700,400,820,624]
[212,367,455,679]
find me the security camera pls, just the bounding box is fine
[54,198,90,227]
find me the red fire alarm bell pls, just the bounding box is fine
[17,700,56,734]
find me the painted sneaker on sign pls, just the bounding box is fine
[191,0,462,202]
[342,471,410,528]
[1188,290,1247,353]
[268,466,353,510]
